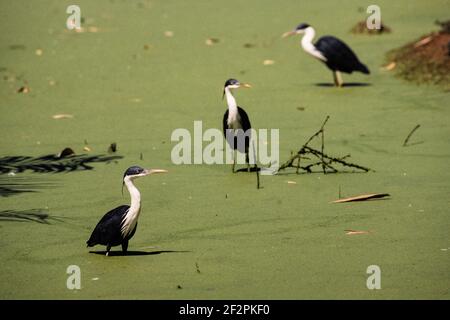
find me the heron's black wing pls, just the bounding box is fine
[237,106,251,132]
[222,107,252,153]
[86,205,129,247]
[238,106,252,153]
[315,36,369,74]
[223,109,229,135]
[223,109,237,150]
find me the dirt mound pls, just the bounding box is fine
[385,20,450,87]
[350,20,392,35]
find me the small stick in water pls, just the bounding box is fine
[252,140,260,189]
[403,124,421,147]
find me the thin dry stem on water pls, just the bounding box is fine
[252,141,260,189]
[278,116,372,174]
[403,124,421,147]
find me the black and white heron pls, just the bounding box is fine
[86,166,167,256]
[282,23,370,87]
[222,78,253,172]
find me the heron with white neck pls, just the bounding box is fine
[222,78,253,173]
[283,23,370,87]
[87,166,167,256]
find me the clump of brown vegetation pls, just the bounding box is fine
[350,20,392,35]
[385,20,450,87]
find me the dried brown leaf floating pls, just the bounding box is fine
[332,193,390,203]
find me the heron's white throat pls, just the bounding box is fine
[121,176,141,237]
[301,27,327,62]
[224,87,242,129]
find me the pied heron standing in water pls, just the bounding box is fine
[222,78,253,173]
[87,166,167,256]
[282,23,370,87]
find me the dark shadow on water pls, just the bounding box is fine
[0,154,123,174]
[314,82,371,87]
[404,141,424,147]
[235,166,260,173]
[0,176,55,197]
[89,250,190,256]
[276,170,371,176]
[355,198,391,202]
[0,209,65,224]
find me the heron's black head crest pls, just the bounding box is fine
[223,78,240,99]
[123,166,145,178]
[295,23,310,30]
[122,166,145,195]
[224,78,239,88]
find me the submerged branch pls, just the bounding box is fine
[278,116,372,174]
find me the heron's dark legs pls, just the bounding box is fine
[246,153,250,172]
[121,241,129,255]
[106,245,112,256]
[232,151,236,173]
[333,71,343,87]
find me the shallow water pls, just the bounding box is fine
[0,0,449,299]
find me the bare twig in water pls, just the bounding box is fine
[252,140,260,189]
[278,116,371,174]
[403,124,421,147]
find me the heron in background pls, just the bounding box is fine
[283,23,370,87]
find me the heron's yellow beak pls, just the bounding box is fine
[240,83,252,88]
[282,31,296,38]
[145,169,168,175]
